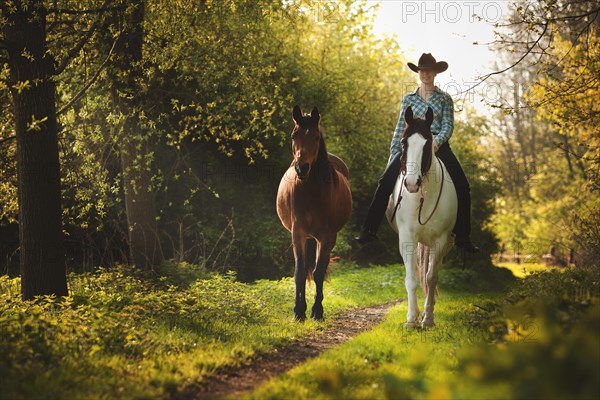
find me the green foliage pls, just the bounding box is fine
[490,138,600,269]
[0,262,404,399]
[0,0,426,277]
[0,0,503,276]
[448,113,501,259]
[454,303,599,400]
[448,268,600,399]
[487,2,599,271]
[438,263,516,294]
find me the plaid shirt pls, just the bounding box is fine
[389,86,454,161]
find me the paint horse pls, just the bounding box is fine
[386,107,457,328]
[276,106,352,321]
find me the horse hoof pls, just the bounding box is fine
[310,310,324,321]
[294,314,307,322]
[404,321,420,330]
[421,320,435,329]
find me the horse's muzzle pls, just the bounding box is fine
[295,163,311,180]
[404,176,422,193]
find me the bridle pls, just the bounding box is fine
[390,156,445,225]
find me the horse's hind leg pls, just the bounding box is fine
[311,237,334,321]
[400,238,420,327]
[292,231,308,321]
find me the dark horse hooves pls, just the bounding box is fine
[311,306,324,321]
[295,311,324,322]
[294,313,307,322]
[311,313,324,321]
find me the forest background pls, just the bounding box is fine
[0,0,598,293]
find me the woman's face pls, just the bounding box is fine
[418,69,437,84]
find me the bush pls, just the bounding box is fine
[0,267,274,399]
[444,268,600,399]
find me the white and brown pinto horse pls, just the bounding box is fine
[386,107,457,328]
[277,106,352,321]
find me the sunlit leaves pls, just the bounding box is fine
[0,263,404,398]
[11,79,30,93]
[25,114,48,132]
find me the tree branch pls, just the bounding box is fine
[57,35,119,116]
[52,0,114,75]
[54,19,101,75]
[550,7,600,21]
[0,135,16,146]
[460,21,549,95]
[48,6,127,15]
[545,15,598,74]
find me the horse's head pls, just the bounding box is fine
[400,106,434,193]
[291,105,321,180]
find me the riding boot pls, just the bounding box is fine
[355,152,402,244]
[436,143,480,253]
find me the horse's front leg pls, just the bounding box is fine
[421,253,440,328]
[292,230,307,321]
[421,239,447,328]
[400,237,419,328]
[311,237,334,321]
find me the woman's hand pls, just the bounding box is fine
[433,141,440,153]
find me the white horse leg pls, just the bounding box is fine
[400,239,419,327]
[421,239,447,327]
[421,258,439,327]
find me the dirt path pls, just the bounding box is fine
[175,300,401,400]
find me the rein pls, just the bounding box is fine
[390,157,445,225]
[418,157,444,225]
[390,174,405,222]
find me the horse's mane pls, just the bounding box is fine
[311,134,338,185]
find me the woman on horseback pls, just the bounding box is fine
[355,53,479,253]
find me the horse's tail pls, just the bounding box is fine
[305,238,317,282]
[416,244,438,296]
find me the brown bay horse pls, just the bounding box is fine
[276,106,352,321]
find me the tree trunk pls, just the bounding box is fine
[3,3,68,299]
[109,0,163,269]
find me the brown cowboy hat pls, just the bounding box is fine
[408,53,448,73]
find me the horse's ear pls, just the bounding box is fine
[405,106,414,124]
[310,106,320,125]
[425,107,434,125]
[293,105,303,125]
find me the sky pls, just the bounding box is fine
[370,0,511,115]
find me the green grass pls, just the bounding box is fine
[248,290,503,400]
[496,261,558,278]
[248,267,600,400]
[247,269,511,400]
[0,263,404,399]
[2,263,597,399]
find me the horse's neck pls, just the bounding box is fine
[310,138,337,184]
[423,154,442,194]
